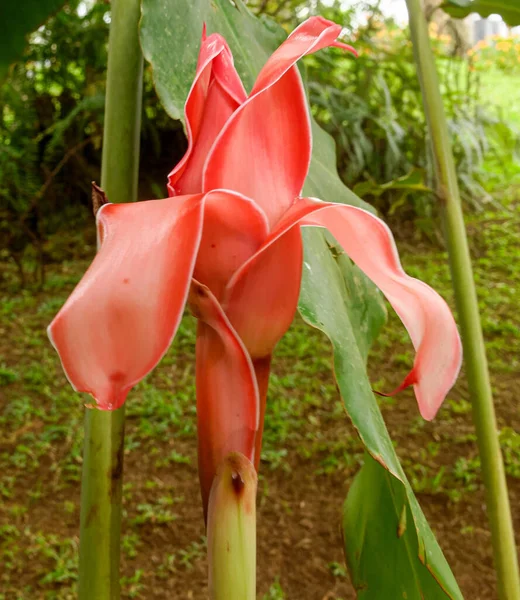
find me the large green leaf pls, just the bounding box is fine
[0,0,67,81]
[441,0,520,26]
[140,1,463,597]
[298,233,462,598]
[343,453,457,598]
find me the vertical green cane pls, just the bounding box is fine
[78,0,143,598]
[405,2,520,598]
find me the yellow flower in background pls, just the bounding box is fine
[496,41,512,52]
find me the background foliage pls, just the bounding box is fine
[0,0,184,286]
[469,34,520,74]
[2,0,518,288]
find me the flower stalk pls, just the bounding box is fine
[405,1,520,598]
[207,453,257,600]
[77,0,143,597]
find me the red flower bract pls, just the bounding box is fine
[48,16,462,515]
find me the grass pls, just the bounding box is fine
[479,68,520,127]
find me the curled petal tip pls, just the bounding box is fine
[332,40,358,57]
[373,370,432,415]
[373,370,418,399]
[201,22,207,42]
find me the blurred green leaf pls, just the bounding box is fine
[353,169,432,199]
[0,0,67,81]
[140,1,462,596]
[353,169,433,216]
[441,0,520,26]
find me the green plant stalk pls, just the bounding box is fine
[405,2,520,598]
[207,453,257,600]
[78,0,143,597]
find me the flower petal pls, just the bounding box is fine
[251,356,271,471]
[203,17,356,228]
[250,17,357,96]
[190,280,259,517]
[193,190,269,300]
[48,195,204,409]
[223,226,303,359]
[270,197,463,420]
[168,32,247,196]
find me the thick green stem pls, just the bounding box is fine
[78,409,126,599]
[207,453,257,600]
[405,2,520,598]
[100,0,143,203]
[78,0,143,598]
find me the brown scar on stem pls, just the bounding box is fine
[110,438,124,485]
[92,181,108,216]
[231,471,245,496]
[85,504,99,527]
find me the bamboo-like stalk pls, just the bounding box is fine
[78,0,143,597]
[405,2,520,598]
[78,409,126,599]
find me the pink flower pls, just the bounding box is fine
[48,17,461,513]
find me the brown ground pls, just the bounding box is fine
[0,234,519,599]
[2,363,519,599]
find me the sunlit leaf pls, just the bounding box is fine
[441,0,520,26]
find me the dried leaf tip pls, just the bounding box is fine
[91,182,108,216]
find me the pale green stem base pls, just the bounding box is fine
[79,408,125,600]
[207,453,257,600]
[405,1,520,598]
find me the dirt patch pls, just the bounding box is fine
[2,377,518,599]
